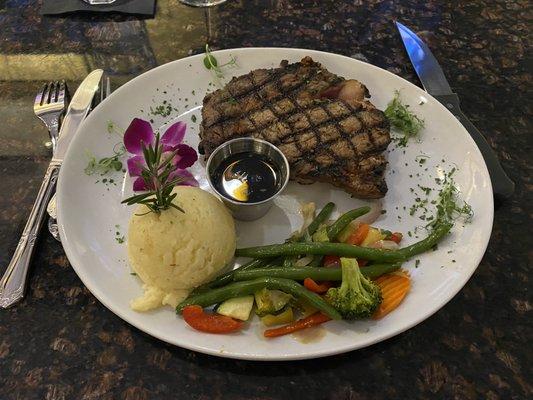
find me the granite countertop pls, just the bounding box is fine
[0,1,531,399]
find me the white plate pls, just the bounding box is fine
[57,48,493,360]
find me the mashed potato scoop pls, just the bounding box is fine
[127,186,236,311]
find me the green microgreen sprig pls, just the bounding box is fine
[203,44,237,85]
[84,143,125,176]
[85,120,126,176]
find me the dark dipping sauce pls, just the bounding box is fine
[212,152,282,203]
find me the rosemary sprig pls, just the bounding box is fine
[121,133,184,215]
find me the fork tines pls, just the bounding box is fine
[34,80,66,112]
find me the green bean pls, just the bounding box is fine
[205,202,337,289]
[279,204,360,268]
[197,254,292,292]
[326,206,371,240]
[282,257,293,268]
[272,201,335,268]
[192,259,269,293]
[236,241,405,262]
[176,277,342,320]
[396,221,453,258]
[263,256,285,268]
[287,202,336,244]
[292,203,353,268]
[233,263,402,281]
[236,221,454,262]
[191,201,332,291]
[306,202,335,236]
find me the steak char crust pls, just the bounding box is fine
[199,56,391,198]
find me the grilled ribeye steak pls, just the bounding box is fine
[199,56,391,198]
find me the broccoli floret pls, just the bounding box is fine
[325,258,382,319]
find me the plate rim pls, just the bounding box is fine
[57,47,494,360]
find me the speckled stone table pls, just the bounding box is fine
[0,1,531,399]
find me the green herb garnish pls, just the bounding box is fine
[107,121,116,134]
[415,154,429,165]
[204,54,217,70]
[150,104,173,117]
[84,145,125,176]
[385,90,425,146]
[121,133,185,215]
[203,44,237,85]
[427,169,473,229]
[418,185,432,196]
[85,122,125,177]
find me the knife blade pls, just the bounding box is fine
[47,72,110,242]
[53,69,103,162]
[396,21,514,199]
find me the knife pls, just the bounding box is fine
[47,73,111,242]
[395,21,515,199]
[0,70,103,308]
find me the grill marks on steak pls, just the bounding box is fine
[199,57,391,198]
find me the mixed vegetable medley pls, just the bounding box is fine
[176,200,456,338]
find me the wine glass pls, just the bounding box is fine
[83,0,117,4]
[179,0,228,6]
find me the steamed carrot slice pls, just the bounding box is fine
[346,223,370,246]
[372,272,411,319]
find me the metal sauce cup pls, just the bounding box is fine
[206,138,290,221]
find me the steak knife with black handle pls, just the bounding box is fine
[396,21,514,200]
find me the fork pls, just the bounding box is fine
[36,81,66,152]
[47,74,112,242]
[0,82,66,308]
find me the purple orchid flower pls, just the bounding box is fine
[123,118,198,191]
